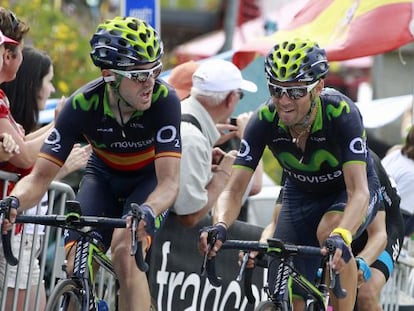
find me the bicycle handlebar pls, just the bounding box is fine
[1,231,18,266]
[202,233,347,302]
[0,200,149,272]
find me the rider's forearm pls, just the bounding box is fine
[9,158,60,211]
[146,157,180,216]
[339,189,369,235]
[213,189,242,227]
[213,169,252,227]
[10,174,51,211]
[145,176,179,216]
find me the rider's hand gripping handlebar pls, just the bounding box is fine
[129,203,149,273]
[0,197,19,266]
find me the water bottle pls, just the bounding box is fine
[97,299,109,311]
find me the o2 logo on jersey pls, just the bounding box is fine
[349,137,367,154]
[157,125,179,147]
[45,128,62,153]
[238,139,253,161]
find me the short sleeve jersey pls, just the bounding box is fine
[39,78,182,174]
[236,88,374,194]
[371,150,401,220]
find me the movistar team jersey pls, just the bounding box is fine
[236,88,375,194]
[371,150,404,233]
[39,78,182,174]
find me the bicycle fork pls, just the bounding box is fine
[72,237,97,311]
[267,259,292,309]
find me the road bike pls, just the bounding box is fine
[0,200,152,311]
[201,231,346,311]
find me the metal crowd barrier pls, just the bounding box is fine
[380,260,405,311]
[0,171,76,311]
[0,170,118,311]
[5,166,414,311]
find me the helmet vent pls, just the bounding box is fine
[264,38,329,83]
[109,29,122,36]
[90,16,163,69]
[147,46,155,58]
[128,21,138,31]
[98,37,111,45]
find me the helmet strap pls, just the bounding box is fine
[117,99,127,138]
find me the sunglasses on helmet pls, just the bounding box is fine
[268,80,319,100]
[111,62,163,83]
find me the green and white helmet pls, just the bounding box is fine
[90,16,163,70]
[265,38,329,83]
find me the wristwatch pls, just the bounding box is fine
[331,227,353,246]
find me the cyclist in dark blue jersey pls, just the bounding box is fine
[3,16,181,311]
[252,149,403,311]
[352,150,404,311]
[199,38,381,311]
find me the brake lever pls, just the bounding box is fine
[329,253,335,288]
[201,252,209,276]
[129,203,149,272]
[130,216,138,256]
[0,203,19,266]
[201,229,217,276]
[328,252,347,298]
[236,252,249,282]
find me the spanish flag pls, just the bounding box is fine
[233,0,414,68]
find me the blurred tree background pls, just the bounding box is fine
[0,0,283,184]
[0,0,224,100]
[1,0,101,98]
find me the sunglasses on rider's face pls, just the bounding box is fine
[111,62,163,83]
[268,80,319,100]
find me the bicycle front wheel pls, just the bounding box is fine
[254,301,280,311]
[305,301,324,311]
[45,279,84,311]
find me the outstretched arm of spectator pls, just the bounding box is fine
[0,132,20,161]
[55,143,91,180]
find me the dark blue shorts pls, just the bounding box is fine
[268,178,381,298]
[64,156,167,251]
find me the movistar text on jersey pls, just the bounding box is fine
[284,169,342,183]
[111,138,154,149]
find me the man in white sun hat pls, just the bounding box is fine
[171,59,257,227]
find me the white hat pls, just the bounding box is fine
[192,59,257,93]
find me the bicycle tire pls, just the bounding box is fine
[150,296,158,311]
[45,279,84,311]
[305,301,324,311]
[254,301,280,311]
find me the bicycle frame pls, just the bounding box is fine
[69,232,117,310]
[0,200,149,311]
[202,236,346,311]
[267,255,329,310]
